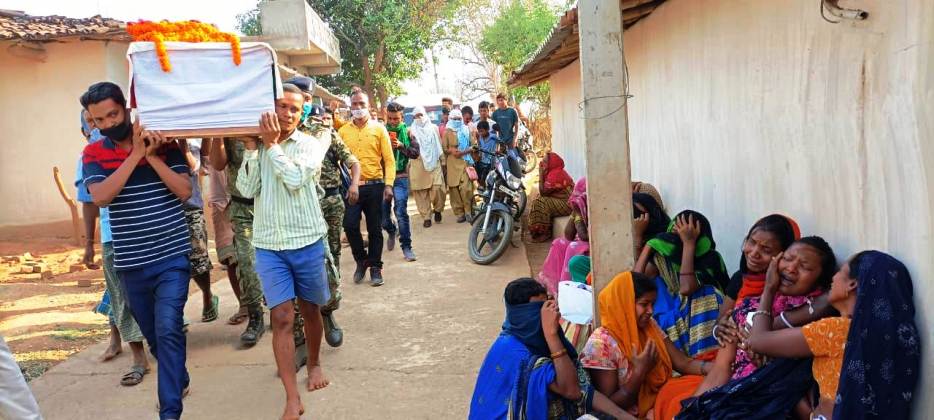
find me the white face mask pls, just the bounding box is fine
[351,108,369,119]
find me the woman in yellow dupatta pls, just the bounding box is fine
[583,272,709,418]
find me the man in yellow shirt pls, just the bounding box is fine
[338,91,396,287]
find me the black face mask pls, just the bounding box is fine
[100,114,131,141]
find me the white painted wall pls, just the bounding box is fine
[0,40,129,226]
[549,60,586,181]
[616,0,934,412]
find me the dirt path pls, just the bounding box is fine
[25,207,531,419]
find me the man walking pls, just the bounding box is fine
[81,82,192,420]
[382,102,420,262]
[209,136,266,346]
[442,109,476,223]
[236,84,332,420]
[408,106,445,228]
[338,91,395,287]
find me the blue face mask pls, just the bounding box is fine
[448,119,464,129]
[301,103,312,122]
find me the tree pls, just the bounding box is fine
[237,0,460,108]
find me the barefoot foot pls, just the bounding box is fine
[280,399,304,420]
[99,343,122,362]
[306,365,330,392]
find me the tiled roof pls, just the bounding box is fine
[0,10,127,41]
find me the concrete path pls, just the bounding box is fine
[28,208,531,419]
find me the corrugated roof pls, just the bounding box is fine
[0,10,128,41]
[509,0,666,87]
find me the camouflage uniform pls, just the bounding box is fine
[183,208,213,277]
[302,122,359,315]
[224,138,264,310]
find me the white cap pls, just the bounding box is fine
[449,109,463,119]
[413,106,427,117]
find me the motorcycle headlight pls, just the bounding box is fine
[506,172,522,190]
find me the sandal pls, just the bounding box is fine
[202,295,220,323]
[120,365,149,386]
[227,306,248,325]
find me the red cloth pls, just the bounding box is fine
[541,152,574,194]
[735,273,767,302]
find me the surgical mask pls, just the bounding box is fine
[100,115,132,141]
[301,103,312,122]
[351,108,369,119]
[448,119,463,129]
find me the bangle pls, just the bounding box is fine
[779,311,794,329]
[550,349,568,360]
[751,310,771,321]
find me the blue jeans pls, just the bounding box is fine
[119,255,190,420]
[382,177,412,250]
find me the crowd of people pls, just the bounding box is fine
[0,76,541,420]
[470,171,922,420]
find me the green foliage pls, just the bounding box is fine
[477,0,558,108]
[235,7,262,36]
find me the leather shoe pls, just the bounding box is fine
[423,219,432,228]
[369,267,385,287]
[434,211,442,223]
[387,232,396,251]
[322,312,343,347]
[353,263,367,284]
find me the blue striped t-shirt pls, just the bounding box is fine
[82,138,191,271]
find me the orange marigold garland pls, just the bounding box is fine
[127,20,242,72]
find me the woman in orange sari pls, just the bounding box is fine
[581,272,710,419]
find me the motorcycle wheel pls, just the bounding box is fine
[467,208,515,265]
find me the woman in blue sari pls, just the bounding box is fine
[470,278,632,420]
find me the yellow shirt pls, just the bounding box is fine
[338,119,396,185]
[801,317,851,401]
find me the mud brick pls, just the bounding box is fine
[69,264,84,273]
[77,279,92,287]
[17,273,41,280]
[20,265,35,274]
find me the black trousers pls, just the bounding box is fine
[342,183,384,269]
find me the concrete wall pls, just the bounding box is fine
[615,0,934,412]
[549,60,586,181]
[0,40,129,226]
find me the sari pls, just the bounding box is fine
[730,291,819,380]
[529,153,574,238]
[632,181,665,211]
[594,272,673,418]
[539,178,589,294]
[834,251,920,419]
[726,215,801,302]
[632,192,670,240]
[470,300,595,420]
[646,211,729,358]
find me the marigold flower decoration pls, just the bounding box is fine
[127,20,241,72]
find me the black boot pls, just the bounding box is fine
[353,262,367,284]
[322,312,343,347]
[240,307,265,347]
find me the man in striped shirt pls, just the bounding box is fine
[80,82,193,420]
[236,84,331,419]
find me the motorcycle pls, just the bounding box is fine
[468,143,527,265]
[515,121,539,174]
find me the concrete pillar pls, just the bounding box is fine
[578,0,633,326]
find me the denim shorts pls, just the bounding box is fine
[255,240,330,308]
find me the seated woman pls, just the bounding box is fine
[675,237,837,419]
[631,181,665,212]
[469,278,632,420]
[582,272,712,419]
[635,210,730,359]
[529,152,575,243]
[539,178,589,295]
[744,250,921,419]
[631,192,670,257]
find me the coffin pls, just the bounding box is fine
[128,41,282,137]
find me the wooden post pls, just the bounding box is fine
[52,167,83,247]
[578,0,633,326]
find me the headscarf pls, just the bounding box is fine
[385,121,411,173]
[447,109,473,165]
[834,251,920,419]
[542,152,574,193]
[735,214,801,302]
[632,181,665,211]
[632,192,670,240]
[645,210,730,293]
[502,300,577,359]
[568,177,588,224]
[80,110,104,143]
[599,272,673,417]
[567,255,591,284]
[411,106,442,172]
